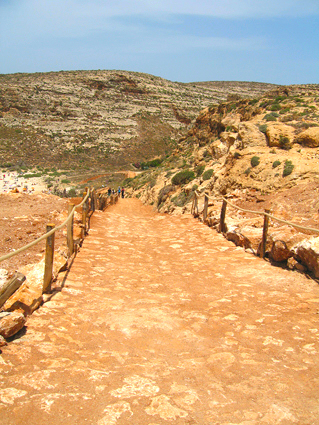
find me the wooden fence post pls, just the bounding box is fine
[203,195,208,222]
[260,209,271,259]
[220,199,227,233]
[0,272,26,308]
[67,203,74,257]
[82,192,87,239]
[91,189,96,212]
[43,223,55,294]
[192,193,198,217]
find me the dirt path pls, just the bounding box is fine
[1,199,319,424]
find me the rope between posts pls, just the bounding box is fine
[193,191,319,235]
[0,190,91,263]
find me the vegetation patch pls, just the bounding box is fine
[279,135,291,150]
[171,170,195,186]
[272,160,281,168]
[283,160,294,177]
[202,169,214,180]
[250,156,260,167]
[157,185,175,207]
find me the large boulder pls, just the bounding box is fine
[238,122,267,148]
[0,311,26,339]
[292,237,319,278]
[296,127,319,147]
[265,123,295,149]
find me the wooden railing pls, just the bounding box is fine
[0,189,118,305]
[191,191,319,259]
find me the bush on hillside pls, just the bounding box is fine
[283,160,294,177]
[171,170,195,186]
[272,160,281,168]
[250,156,260,167]
[202,169,214,180]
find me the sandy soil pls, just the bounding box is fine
[0,193,71,275]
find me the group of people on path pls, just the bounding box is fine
[107,186,125,198]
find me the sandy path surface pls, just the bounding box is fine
[1,198,319,424]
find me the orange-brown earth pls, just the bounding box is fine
[1,198,318,424]
[0,194,83,274]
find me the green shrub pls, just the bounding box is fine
[244,167,251,175]
[171,170,195,185]
[259,124,267,134]
[171,192,188,207]
[279,135,291,150]
[283,160,294,177]
[233,151,241,159]
[61,179,71,184]
[272,160,281,168]
[68,188,77,197]
[250,156,260,167]
[202,169,214,180]
[195,165,205,177]
[270,103,281,111]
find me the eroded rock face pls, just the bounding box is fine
[292,237,319,278]
[296,127,319,147]
[0,311,26,339]
[238,122,267,148]
[265,123,295,148]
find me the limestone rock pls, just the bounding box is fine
[296,127,319,147]
[287,257,307,272]
[270,240,291,262]
[292,237,319,278]
[209,140,228,159]
[0,335,7,347]
[226,229,251,249]
[265,123,295,149]
[221,113,241,132]
[238,122,267,148]
[3,253,67,315]
[0,311,26,339]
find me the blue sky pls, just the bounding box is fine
[0,0,318,84]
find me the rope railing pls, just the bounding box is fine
[0,188,119,304]
[0,190,90,264]
[192,190,319,259]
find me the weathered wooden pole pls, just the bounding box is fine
[192,193,198,217]
[220,199,227,233]
[43,223,55,294]
[260,209,271,259]
[0,272,26,308]
[81,192,88,239]
[91,189,96,212]
[203,195,209,222]
[67,203,74,257]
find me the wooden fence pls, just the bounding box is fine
[191,191,319,259]
[0,189,118,306]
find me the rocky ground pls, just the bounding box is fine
[1,199,318,424]
[124,85,319,278]
[0,192,81,276]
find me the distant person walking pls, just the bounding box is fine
[108,188,112,197]
[121,187,125,198]
[118,187,121,198]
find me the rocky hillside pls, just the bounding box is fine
[125,84,319,277]
[0,70,276,171]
